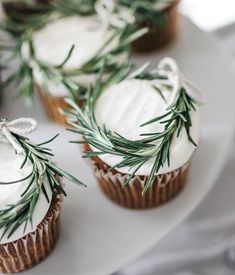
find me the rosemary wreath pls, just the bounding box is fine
[64,58,203,194]
[0,1,147,102]
[0,118,85,240]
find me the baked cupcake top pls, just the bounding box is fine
[1,0,146,100]
[66,58,205,193]
[0,118,84,244]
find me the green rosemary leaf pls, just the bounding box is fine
[47,163,86,187]
[142,156,159,195]
[37,134,59,146]
[128,62,150,79]
[7,220,23,239]
[41,183,50,203]
[153,85,166,102]
[55,44,75,69]
[20,147,30,169]
[122,162,144,188]
[47,170,67,196]
[82,151,106,158]
[118,0,170,25]
[122,27,148,45]
[20,174,35,197]
[28,189,40,226]
[0,171,33,185]
[140,111,171,126]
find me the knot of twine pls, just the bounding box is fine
[0,118,37,154]
[95,0,135,30]
[154,57,206,107]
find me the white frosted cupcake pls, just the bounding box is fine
[116,0,180,52]
[31,11,146,125]
[0,117,84,273]
[1,0,146,126]
[66,57,205,209]
[32,15,122,124]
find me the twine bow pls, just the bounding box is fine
[95,0,134,30]
[0,118,37,154]
[154,57,206,107]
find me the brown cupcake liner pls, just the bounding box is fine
[93,161,189,209]
[36,85,73,127]
[0,194,62,274]
[132,1,180,52]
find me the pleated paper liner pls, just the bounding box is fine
[93,161,189,209]
[131,0,180,53]
[36,85,82,127]
[84,142,189,209]
[0,194,62,274]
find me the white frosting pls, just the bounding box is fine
[94,79,200,175]
[33,16,115,68]
[0,141,52,244]
[33,68,97,97]
[32,15,119,96]
[95,0,135,28]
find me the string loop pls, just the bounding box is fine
[153,57,206,107]
[95,0,134,30]
[0,118,37,153]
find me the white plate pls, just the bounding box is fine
[1,18,235,275]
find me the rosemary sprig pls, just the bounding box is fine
[51,0,97,16]
[0,19,146,102]
[0,133,85,240]
[117,0,175,25]
[65,63,198,194]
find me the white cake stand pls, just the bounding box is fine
[1,17,235,275]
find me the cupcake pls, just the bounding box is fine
[0,117,84,273]
[119,0,180,52]
[1,1,146,126]
[66,57,205,209]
